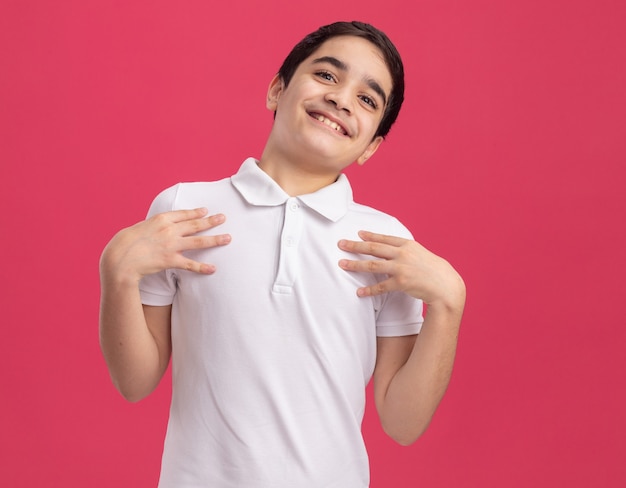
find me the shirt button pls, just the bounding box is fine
[285,237,295,246]
[289,202,299,211]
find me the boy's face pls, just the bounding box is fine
[266,35,392,173]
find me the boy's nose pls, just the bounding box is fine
[324,90,353,114]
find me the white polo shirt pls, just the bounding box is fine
[140,158,423,488]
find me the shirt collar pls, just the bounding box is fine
[231,158,353,222]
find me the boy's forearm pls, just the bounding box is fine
[97,209,226,402]
[99,268,166,402]
[377,301,463,445]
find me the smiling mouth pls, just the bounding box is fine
[309,112,348,136]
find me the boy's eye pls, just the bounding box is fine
[359,95,377,109]
[315,70,335,82]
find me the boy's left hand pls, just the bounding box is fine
[338,230,464,308]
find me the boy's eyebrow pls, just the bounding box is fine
[311,55,388,107]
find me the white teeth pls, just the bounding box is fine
[313,114,346,135]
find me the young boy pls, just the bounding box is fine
[100,21,465,487]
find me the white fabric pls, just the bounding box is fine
[140,158,423,488]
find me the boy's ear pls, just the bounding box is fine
[356,136,384,165]
[266,74,284,111]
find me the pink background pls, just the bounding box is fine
[1,1,625,486]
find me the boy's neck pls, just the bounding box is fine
[257,151,341,197]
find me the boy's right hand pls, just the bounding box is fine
[100,208,231,283]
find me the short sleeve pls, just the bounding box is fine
[375,292,424,337]
[138,184,181,306]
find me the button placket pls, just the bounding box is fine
[273,198,303,294]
